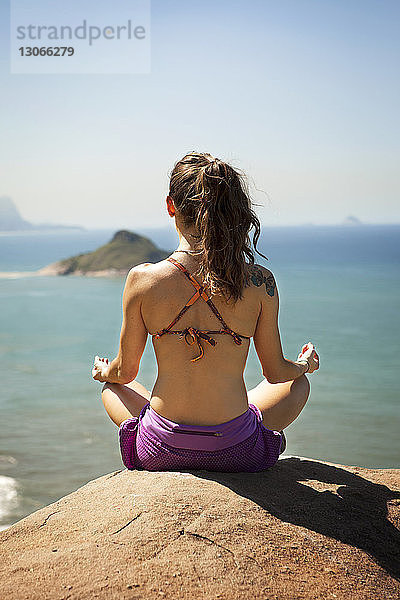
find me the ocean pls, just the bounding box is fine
[0,224,399,530]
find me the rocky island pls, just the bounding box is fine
[0,457,399,599]
[38,229,170,276]
[342,215,363,226]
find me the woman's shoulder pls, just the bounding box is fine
[124,259,175,288]
[127,260,277,300]
[246,262,275,279]
[246,263,277,298]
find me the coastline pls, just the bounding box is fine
[36,264,128,277]
[0,267,128,278]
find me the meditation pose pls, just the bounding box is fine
[92,152,320,472]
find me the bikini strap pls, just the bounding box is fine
[204,299,244,345]
[165,257,246,345]
[155,257,211,334]
[167,257,211,301]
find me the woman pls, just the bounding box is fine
[92,152,319,472]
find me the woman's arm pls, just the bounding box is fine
[93,265,149,384]
[252,265,311,383]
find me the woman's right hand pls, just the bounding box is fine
[92,355,110,382]
[297,342,320,373]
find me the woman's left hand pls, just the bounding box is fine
[92,355,110,382]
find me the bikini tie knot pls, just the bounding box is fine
[182,327,217,362]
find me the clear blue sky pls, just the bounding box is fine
[0,0,399,228]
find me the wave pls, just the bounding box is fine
[0,475,19,526]
[0,271,40,279]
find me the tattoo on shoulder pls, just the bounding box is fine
[250,267,276,297]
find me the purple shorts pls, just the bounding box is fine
[119,402,286,473]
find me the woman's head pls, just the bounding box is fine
[168,151,267,302]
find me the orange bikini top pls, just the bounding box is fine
[152,257,250,362]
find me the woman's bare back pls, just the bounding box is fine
[139,256,264,425]
[96,152,317,444]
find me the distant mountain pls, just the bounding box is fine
[342,215,363,226]
[38,229,170,276]
[0,196,84,231]
[0,196,33,230]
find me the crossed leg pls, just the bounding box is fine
[101,374,310,432]
[101,381,151,428]
[247,374,310,431]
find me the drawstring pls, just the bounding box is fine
[181,327,217,362]
[153,327,245,361]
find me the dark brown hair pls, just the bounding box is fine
[169,151,267,302]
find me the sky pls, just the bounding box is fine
[0,0,399,229]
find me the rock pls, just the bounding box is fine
[342,215,363,226]
[0,196,32,231]
[0,457,399,599]
[37,229,170,276]
[0,196,84,232]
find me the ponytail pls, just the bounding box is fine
[169,152,267,302]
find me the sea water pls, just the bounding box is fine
[0,225,399,530]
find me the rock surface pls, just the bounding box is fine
[1,457,399,600]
